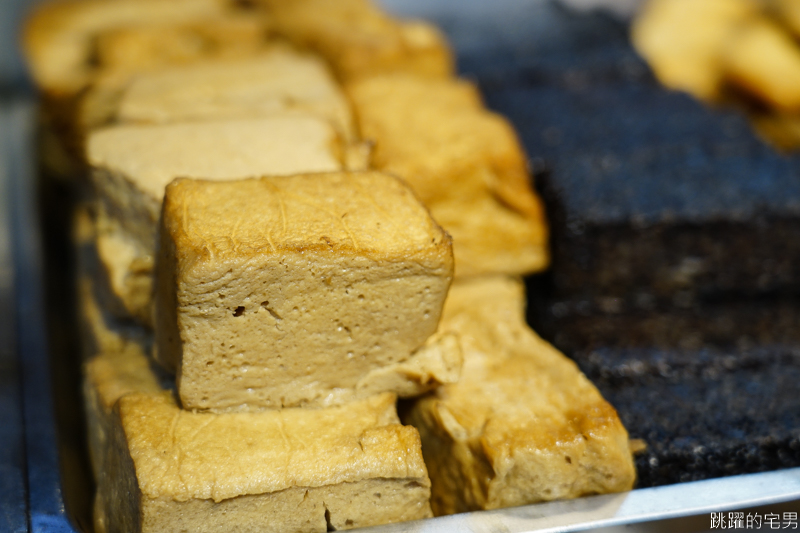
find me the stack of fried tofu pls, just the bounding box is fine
[23,0,635,530]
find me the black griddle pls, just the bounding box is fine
[454,5,800,487]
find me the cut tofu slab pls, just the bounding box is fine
[405,276,636,515]
[83,47,355,140]
[263,0,454,81]
[346,73,549,277]
[96,391,432,533]
[76,264,434,533]
[155,172,460,410]
[22,0,233,98]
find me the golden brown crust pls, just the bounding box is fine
[93,382,434,531]
[406,277,636,515]
[632,0,759,102]
[264,0,454,81]
[163,172,452,266]
[22,0,232,96]
[155,172,458,410]
[345,73,549,277]
[119,392,429,501]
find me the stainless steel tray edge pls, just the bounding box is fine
[360,468,800,533]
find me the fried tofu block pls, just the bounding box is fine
[154,173,459,411]
[265,0,454,80]
[723,18,800,113]
[346,74,548,277]
[750,111,800,151]
[83,48,355,140]
[92,13,272,74]
[405,276,636,515]
[73,206,153,357]
[83,333,161,484]
[94,211,154,325]
[22,0,272,179]
[22,0,231,98]
[632,0,759,101]
[96,391,432,533]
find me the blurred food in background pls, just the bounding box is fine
[633,0,800,150]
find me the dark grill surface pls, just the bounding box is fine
[457,7,800,488]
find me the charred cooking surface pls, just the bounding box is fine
[476,35,800,303]
[585,345,800,486]
[461,8,800,488]
[532,295,800,352]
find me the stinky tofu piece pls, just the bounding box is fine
[87,48,354,140]
[265,0,454,80]
[154,173,459,410]
[405,276,635,515]
[86,116,345,324]
[95,391,432,533]
[92,13,272,74]
[22,0,231,98]
[632,0,759,101]
[22,0,271,178]
[346,73,549,277]
[481,19,800,305]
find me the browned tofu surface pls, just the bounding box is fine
[155,173,459,411]
[346,73,549,277]
[406,276,636,515]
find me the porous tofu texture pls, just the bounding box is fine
[264,0,453,80]
[346,73,549,277]
[405,277,636,515]
[84,47,355,140]
[155,172,458,411]
[73,206,153,358]
[96,392,431,533]
[87,116,344,254]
